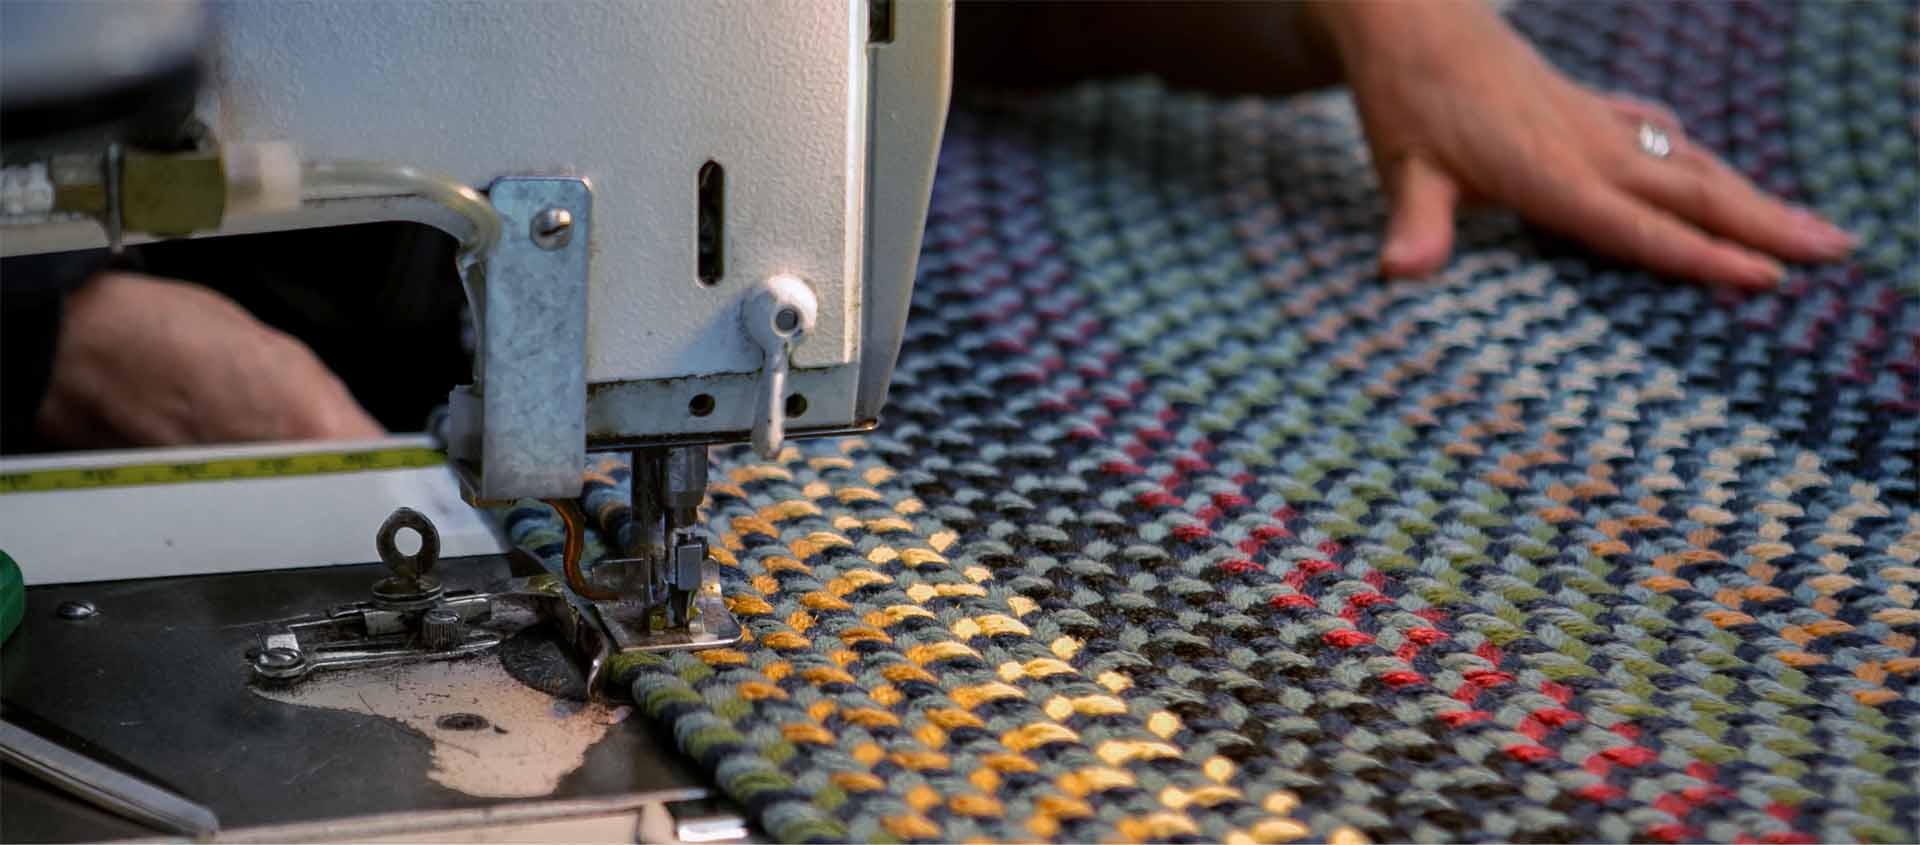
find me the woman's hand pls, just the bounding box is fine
[37,272,384,448]
[1312,0,1853,288]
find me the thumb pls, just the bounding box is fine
[1379,155,1459,279]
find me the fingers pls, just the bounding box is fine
[267,337,387,441]
[277,388,384,441]
[308,399,386,441]
[1603,92,1684,133]
[1529,178,1786,289]
[1380,155,1459,279]
[1618,145,1854,263]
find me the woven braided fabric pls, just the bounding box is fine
[505,2,1920,841]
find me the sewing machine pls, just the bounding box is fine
[0,1,950,838]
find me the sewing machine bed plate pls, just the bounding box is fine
[0,556,710,842]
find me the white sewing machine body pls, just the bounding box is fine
[1,0,949,572]
[3,0,950,500]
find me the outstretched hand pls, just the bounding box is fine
[1314,1,1853,288]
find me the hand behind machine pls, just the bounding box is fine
[38,272,382,449]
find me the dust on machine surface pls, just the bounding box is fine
[0,0,951,839]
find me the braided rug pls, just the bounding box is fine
[505,2,1920,841]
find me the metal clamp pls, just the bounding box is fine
[250,508,498,684]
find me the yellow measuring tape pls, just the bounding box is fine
[0,447,446,494]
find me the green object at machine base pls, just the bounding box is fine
[0,550,23,645]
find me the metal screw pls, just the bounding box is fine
[774,307,800,333]
[253,647,307,680]
[531,207,573,250]
[56,600,96,620]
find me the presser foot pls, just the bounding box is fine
[587,589,743,655]
[574,445,745,662]
[579,547,745,657]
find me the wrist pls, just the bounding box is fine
[1309,1,1499,75]
[1310,2,1408,52]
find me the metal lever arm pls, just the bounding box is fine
[741,275,818,458]
[0,720,220,837]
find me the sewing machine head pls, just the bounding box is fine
[2,0,951,690]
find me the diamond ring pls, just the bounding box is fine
[1636,121,1674,159]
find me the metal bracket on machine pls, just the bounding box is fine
[446,176,592,504]
[244,528,735,696]
[243,502,736,695]
[249,508,502,683]
[248,508,614,690]
[247,507,606,687]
